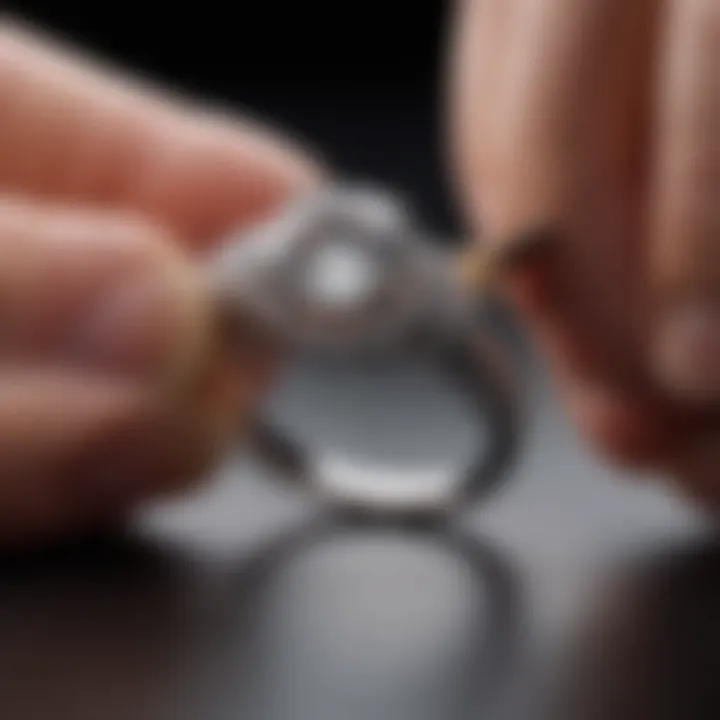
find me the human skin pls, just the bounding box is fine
[450,0,720,509]
[0,22,320,543]
[2,1,719,543]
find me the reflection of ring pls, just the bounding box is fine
[209,184,526,518]
[208,515,521,719]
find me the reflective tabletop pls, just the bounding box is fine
[0,339,708,720]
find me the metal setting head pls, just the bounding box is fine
[210,185,474,356]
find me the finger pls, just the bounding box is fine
[451,0,657,384]
[0,368,256,545]
[65,345,272,516]
[0,371,146,543]
[0,309,275,542]
[651,0,720,401]
[448,0,519,211]
[0,335,273,547]
[0,196,276,543]
[448,0,702,468]
[559,372,712,469]
[0,195,210,390]
[0,20,321,244]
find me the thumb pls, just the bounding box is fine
[0,196,229,543]
[0,195,210,387]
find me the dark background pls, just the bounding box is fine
[5,1,458,231]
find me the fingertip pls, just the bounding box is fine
[0,22,325,242]
[63,330,278,516]
[565,381,689,470]
[132,110,326,244]
[0,199,214,392]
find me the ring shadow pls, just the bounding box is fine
[0,514,522,720]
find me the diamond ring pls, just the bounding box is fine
[208,184,549,518]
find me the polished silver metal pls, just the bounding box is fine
[208,183,522,517]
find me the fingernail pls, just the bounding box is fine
[654,300,720,401]
[65,267,201,385]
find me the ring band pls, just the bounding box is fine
[209,183,539,518]
[247,332,520,518]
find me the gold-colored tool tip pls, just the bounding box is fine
[459,227,558,292]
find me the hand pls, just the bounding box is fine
[450,0,720,507]
[0,22,320,543]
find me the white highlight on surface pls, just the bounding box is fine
[301,242,380,308]
[266,356,486,509]
[313,455,464,510]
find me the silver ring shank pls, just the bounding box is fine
[208,182,524,518]
[247,331,521,518]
